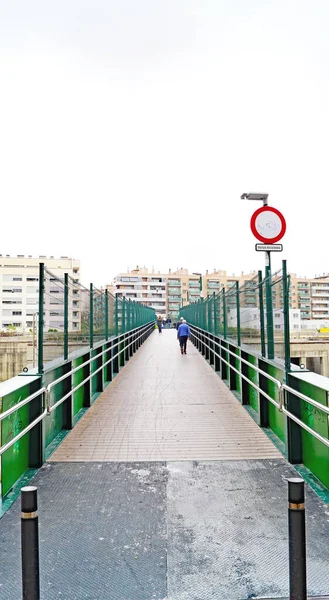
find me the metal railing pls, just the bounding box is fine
[35,262,155,376]
[180,259,291,370]
[0,388,46,456]
[0,322,154,460]
[46,322,153,414]
[189,324,329,452]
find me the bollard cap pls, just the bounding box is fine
[286,478,305,504]
[21,486,38,513]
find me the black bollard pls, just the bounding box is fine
[287,478,307,600]
[21,486,40,600]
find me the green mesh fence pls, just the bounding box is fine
[271,269,286,362]
[239,275,262,353]
[43,268,65,364]
[37,264,155,373]
[67,280,91,351]
[180,261,290,366]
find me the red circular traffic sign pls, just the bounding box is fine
[250,206,286,244]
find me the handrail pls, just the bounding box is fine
[189,324,283,390]
[0,387,46,422]
[47,322,154,413]
[189,323,329,450]
[46,321,154,394]
[189,325,282,410]
[0,322,154,457]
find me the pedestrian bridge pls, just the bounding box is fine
[2,318,329,598]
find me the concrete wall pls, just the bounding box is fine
[0,339,28,382]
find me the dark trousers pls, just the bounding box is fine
[179,335,188,352]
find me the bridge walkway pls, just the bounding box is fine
[50,329,280,462]
[1,330,329,599]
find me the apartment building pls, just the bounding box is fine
[112,267,329,323]
[287,274,329,320]
[113,267,202,320]
[228,307,302,331]
[0,255,81,332]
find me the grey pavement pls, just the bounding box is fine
[1,460,329,599]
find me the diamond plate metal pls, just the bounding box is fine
[167,460,329,600]
[0,462,168,600]
[1,459,329,599]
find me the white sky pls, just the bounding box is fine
[1,0,329,286]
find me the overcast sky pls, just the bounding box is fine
[1,1,328,286]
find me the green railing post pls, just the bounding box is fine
[90,283,94,348]
[64,273,69,360]
[265,260,274,359]
[222,288,227,339]
[115,295,119,336]
[283,260,291,373]
[105,289,109,341]
[213,292,217,336]
[122,297,126,333]
[127,299,131,331]
[236,281,241,347]
[258,270,266,357]
[207,297,212,332]
[38,262,45,376]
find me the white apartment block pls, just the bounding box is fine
[114,269,167,316]
[228,308,302,332]
[0,255,81,332]
[113,267,202,318]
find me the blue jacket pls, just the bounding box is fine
[177,323,190,337]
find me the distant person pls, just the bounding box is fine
[167,318,171,329]
[177,319,191,355]
[157,315,163,333]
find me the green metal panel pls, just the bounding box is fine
[91,348,101,400]
[235,348,241,394]
[299,379,329,488]
[44,365,67,447]
[1,383,31,496]
[73,356,86,415]
[247,354,259,414]
[267,363,285,442]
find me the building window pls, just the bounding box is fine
[3,275,22,281]
[12,311,22,315]
[293,313,299,318]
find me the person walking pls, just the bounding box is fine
[176,317,184,330]
[157,315,163,333]
[177,319,190,355]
